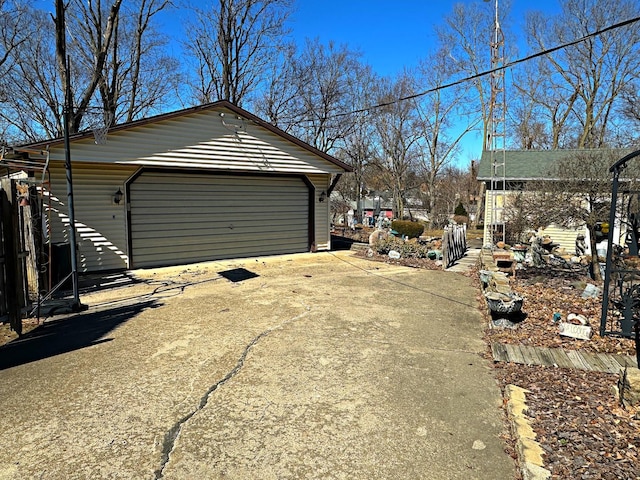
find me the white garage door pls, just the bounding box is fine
[129,172,310,268]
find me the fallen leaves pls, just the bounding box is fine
[490,268,639,479]
[495,364,640,479]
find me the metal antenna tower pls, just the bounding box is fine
[485,0,507,247]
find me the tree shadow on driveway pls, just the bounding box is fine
[0,300,157,371]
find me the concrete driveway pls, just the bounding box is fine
[0,251,515,479]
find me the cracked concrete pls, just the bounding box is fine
[154,328,267,479]
[156,309,311,479]
[0,251,516,479]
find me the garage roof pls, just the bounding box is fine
[19,100,353,173]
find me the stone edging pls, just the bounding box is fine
[505,385,552,480]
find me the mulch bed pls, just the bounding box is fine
[486,267,640,479]
[485,269,638,356]
[353,249,444,270]
[495,363,639,480]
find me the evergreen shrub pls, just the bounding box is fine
[454,202,468,216]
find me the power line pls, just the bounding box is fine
[333,15,640,119]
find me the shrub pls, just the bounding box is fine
[454,202,468,217]
[390,220,425,239]
[453,214,468,225]
[372,237,431,258]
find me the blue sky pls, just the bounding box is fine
[34,0,564,81]
[288,0,563,77]
[288,1,564,163]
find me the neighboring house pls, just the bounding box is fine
[477,149,630,253]
[4,100,352,272]
[358,197,394,222]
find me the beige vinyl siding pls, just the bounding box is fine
[482,188,584,253]
[307,173,330,250]
[47,162,137,272]
[538,225,584,255]
[483,190,509,246]
[46,108,345,175]
[129,172,309,268]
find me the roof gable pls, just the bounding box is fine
[19,101,352,174]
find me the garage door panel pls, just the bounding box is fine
[130,214,308,229]
[134,232,309,257]
[130,214,307,233]
[135,236,309,258]
[129,172,310,268]
[131,183,307,195]
[131,230,308,244]
[131,179,305,192]
[130,198,306,212]
[131,227,309,244]
[134,245,301,267]
[134,192,307,203]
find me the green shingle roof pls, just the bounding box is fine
[477,149,632,180]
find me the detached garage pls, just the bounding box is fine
[17,101,351,272]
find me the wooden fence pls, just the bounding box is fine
[0,178,40,336]
[442,224,467,269]
[0,182,6,320]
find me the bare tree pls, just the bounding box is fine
[290,39,364,152]
[184,0,291,106]
[0,0,124,139]
[428,165,472,227]
[95,0,179,124]
[255,39,366,154]
[0,1,29,85]
[252,42,302,132]
[0,6,62,141]
[372,74,421,219]
[0,0,179,142]
[520,150,631,280]
[620,82,640,121]
[436,1,509,151]
[54,0,123,134]
[334,66,379,222]
[509,61,554,149]
[415,49,478,227]
[619,81,640,147]
[525,0,640,148]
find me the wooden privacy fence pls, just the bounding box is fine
[442,224,467,269]
[0,178,41,336]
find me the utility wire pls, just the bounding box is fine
[329,15,640,119]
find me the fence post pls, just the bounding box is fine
[442,227,450,268]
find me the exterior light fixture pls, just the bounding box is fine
[113,188,123,205]
[219,112,245,132]
[319,191,327,202]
